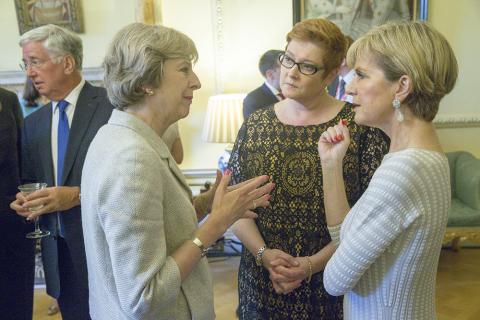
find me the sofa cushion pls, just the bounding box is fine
[446,152,459,198]
[454,153,480,210]
[448,198,480,227]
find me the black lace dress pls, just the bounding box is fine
[228,104,389,320]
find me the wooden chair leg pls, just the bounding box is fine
[451,237,462,252]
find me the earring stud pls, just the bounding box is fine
[145,88,154,96]
[392,98,404,122]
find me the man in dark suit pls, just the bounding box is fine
[243,49,284,119]
[0,87,36,320]
[10,24,113,320]
[327,35,354,103]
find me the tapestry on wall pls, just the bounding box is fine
[14,0,84,35]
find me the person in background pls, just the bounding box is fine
[243,49,284,119]
[81,23,274,319]
[229,18,389,319]
[319,21,458,319]
[327,35,354,102]
[0,87,35,320]
[20,77,58,318]
[19,77,49,117]
[162,122,184,164]
[10,24,113,320]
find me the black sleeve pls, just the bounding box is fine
[0,89,22,211]
[358,126,390,193]
[228,121,248,186]
[243,95,256,120]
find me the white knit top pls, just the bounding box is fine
[324,149,450,320]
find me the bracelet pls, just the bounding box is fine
[192,237,208,257]
[305,256,313,283]
[255,245,267,266]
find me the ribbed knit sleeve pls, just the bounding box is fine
[323,149,450,320]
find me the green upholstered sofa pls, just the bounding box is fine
[443,151,480,250]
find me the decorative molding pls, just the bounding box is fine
[0,67,104,93]
[0,66,104,86]
[136,0,155,25]
[0,70,27,86]
[211,0,224,94]
[434,115,480,128]
[443,227,480,250]
[182,168,217,180]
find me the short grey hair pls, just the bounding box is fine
[103,23,198,110]
[19,24,83,70]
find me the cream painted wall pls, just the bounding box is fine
[162,0,293,169]
[0,0,139,70]
[429,0,480,157]
[0,0,478,167]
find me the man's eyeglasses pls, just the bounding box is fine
[19,58,50,71]
[278,53,324,76]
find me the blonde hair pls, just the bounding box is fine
[103,23,198,110]
[347,21,458,121]
[287,19,347,76]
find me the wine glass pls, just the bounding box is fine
[18,183,50,239]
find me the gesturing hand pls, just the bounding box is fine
[209,170,274,231]
[318,119,351,165]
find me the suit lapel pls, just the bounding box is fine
[166,156,192,198]
[147,126,192,197]
[38,104,55,187]
[61,82,97,185]
[261,83,278,102]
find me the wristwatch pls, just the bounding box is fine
[255,245,267,266]
[192,237,208,257]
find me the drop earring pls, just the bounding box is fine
[392,98,404,122]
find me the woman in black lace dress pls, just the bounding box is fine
[229,19,389,319]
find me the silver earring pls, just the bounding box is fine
[392,98,404,122]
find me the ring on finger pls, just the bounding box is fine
[252,200,257,210]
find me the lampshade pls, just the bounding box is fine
[202,93,246,143]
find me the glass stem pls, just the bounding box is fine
[34,217,41,233]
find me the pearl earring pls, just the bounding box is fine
[392,98,404,122]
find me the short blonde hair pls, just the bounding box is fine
[347,21,458,121]
[286,19,347,76]
[103,23,198,110]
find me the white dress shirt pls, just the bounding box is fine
[51,78,85,186]
[264,81,283,101]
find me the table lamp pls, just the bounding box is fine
[202,93,245,172]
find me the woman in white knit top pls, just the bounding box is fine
[317,21,458,319]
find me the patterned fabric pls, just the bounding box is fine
[324,149,450,319]
[229,104,389,320]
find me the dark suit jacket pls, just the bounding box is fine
[243,83,278,119]
[0,87,23,211]
[328,76,339,98]
[0,87,35,320]
[21,82,113,298]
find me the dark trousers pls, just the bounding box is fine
[56,237,91,320]
[0,213,35,320]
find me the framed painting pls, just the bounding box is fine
[14,0,84,35]
[293,0,428,39]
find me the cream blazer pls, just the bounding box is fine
[81,110,214,319]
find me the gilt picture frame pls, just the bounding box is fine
[14,0,84,35]
[293,0,428,39]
